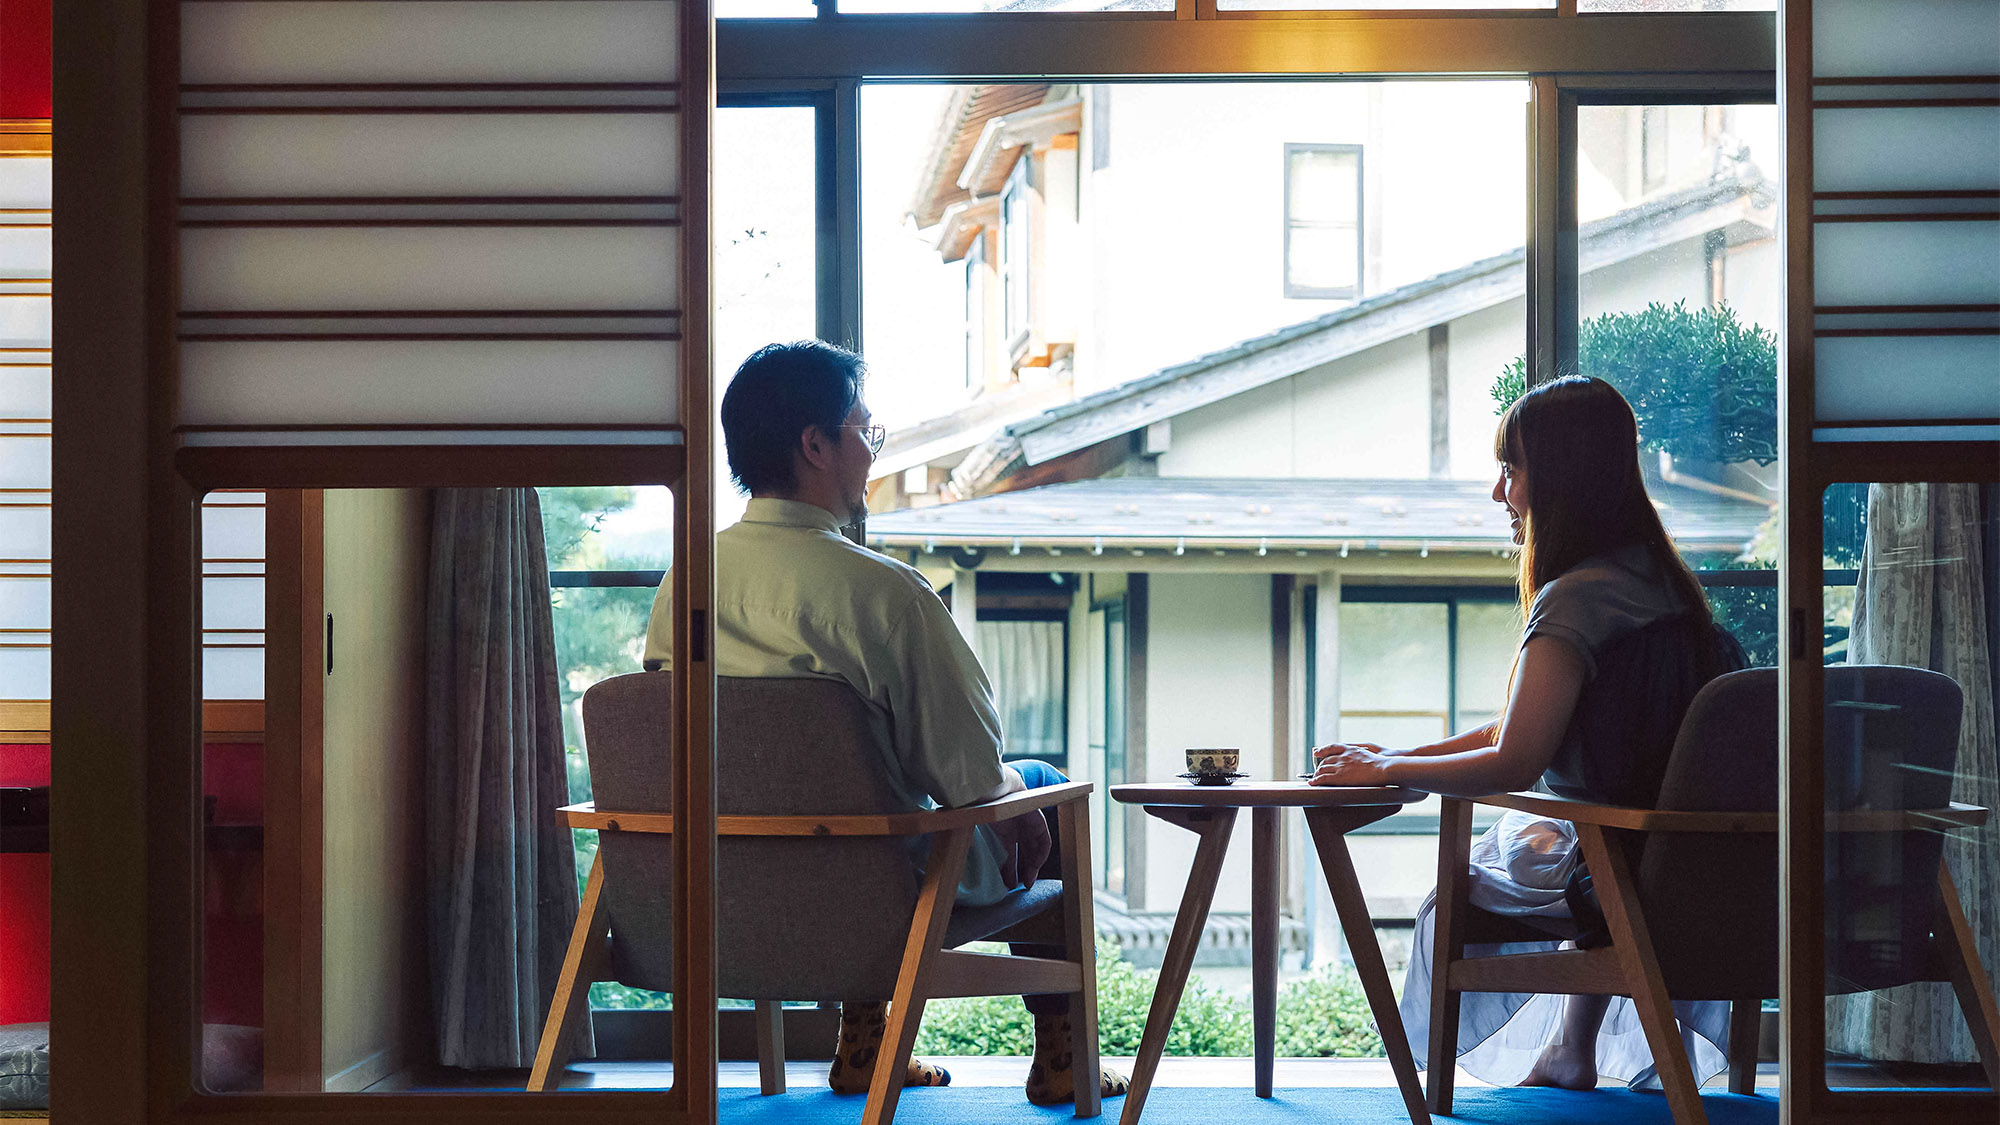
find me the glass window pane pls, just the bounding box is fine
[842,0,1169,12]
[1453,600,1519,731]
[1287,147,1358,223]
[1819,481,1998,1096]
[1580,0,1774,9]
[977,618,1067,763]
[1339,602,1449,722]
[714,103,817,532]
[1571,103,1782,659]
[1286,223,1358,293]
[1223,0,1549,10]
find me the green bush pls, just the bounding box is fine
[1492,300,1778,468]
[911,940,1383,1059]
[1273,965,1385,1058]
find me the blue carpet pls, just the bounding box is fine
[713,1086,1779,1124]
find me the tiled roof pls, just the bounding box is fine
[867,475,1769,554]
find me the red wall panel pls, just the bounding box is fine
[0,0,54,120]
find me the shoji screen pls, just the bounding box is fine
[176,1,686,449]
[0,121,49,709]
[1805,0,2000,440]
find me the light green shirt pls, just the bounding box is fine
[643,498,1015,907]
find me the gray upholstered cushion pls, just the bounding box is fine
[943,878,1064,949]
[0,1023,48,1109]
[583,673,1058,1002]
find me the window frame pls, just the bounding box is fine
[1281,141,1364,301]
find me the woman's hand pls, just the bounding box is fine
[1308,742,1394,787]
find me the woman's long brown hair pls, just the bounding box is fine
[1493,376,1713,626]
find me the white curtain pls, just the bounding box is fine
[977,619,1066,760]
[1829,483,1999,1064]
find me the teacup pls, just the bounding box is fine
[1186,748,1240,778]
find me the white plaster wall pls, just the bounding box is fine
[1579,236,1709,322]
[1447,298,1528,480]
[1081,82,1529,396]
[1153,334,1430,480]
[1142,572,1274,914]
[1723,236,1781,338]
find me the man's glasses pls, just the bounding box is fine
[846,424,887,455]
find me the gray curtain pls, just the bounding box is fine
[1829,482,1999,1064]
[975,618,1066,759]
[425,488,591,1068]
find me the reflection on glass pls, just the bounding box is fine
[1821,482,1999,1093]
[842,0,1168,11]
[1339,602,1449,745]
[1221,0,1548,9]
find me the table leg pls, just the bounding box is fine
[1304,808,1432,1125]
[1122,806,1238,1125]
[1251,806,1279,1099]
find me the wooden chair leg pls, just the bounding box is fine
[1306,809,1432,1125]
[1938,863,2000,1088]
[865,827,973,1125]
[1577,824,1706,1125]
[1120,806,1238,1125]
[755,1000,786,1096]
[1726,998,1760,1095]
[528,851,611,1092]
[1426,797,1472,1116]
[1057,800,1103,1119]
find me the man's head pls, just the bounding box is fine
[719,340,876,523]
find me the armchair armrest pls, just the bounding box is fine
[560,780,1096,838]
[1469,792,1988,833]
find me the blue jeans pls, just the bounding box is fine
[1003,758,1072,1015]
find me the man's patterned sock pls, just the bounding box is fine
[827,1000,951,1095]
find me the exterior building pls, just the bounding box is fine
[862,82,1779,962]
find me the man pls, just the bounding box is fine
[642,340,1127,1106]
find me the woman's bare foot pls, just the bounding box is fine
[1521,1045,1598,1090]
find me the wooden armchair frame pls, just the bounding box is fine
[528,780,1103,1125]
[1426,792,2000,1125]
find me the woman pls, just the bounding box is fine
[1309,375,1742,1090]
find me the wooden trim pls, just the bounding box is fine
[200,700,264,738]
[1812,74,2000,85]
[1938,864,2000,1087]
[1815,327,1999,337]
[180,105,681,117]
[261,489,324,1092]
[1812,212,2000,223]
[1425,796,1472,1115]
[177,219,684,229]
[1055,797,1101,1119]
[174,444,687,491]
[1812,98,2000,109]
[178,332,684,342]
[1476,791,1987,832]
[1123,571,1148,911]
[0,700,50,734]
[1575,822,1704,1124]
[922,949,1082,999]
[1444,946,1627,994]
[179,82,682,94]
[179,308,681,317]
[560,782,1094,836]
[528,853,613,1091]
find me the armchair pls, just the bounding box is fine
[1425,666,2000,1125]
[527,672,1103,1125]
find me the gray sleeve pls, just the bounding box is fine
[1522,564,1678,681]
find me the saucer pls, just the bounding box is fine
[1177,770,1249,786]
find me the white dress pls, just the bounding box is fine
[1396,808,1733,1089]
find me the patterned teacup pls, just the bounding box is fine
[1185,748,1240,779]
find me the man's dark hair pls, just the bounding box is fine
[719,340,866,495]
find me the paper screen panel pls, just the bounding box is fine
[179,341,680,426]
[0,508,48,560]
[180,227,678,313]
[1813,0,2000,78]
[0,298,49,348]
[181,1,680,85]
[202,646,263,701]
[0,573,48,632]
[0,229,49,278]
[0,367,48,416]
[0,648,48,699]
[1816,335,2000,423]
[181,114,679,201]
[199,502,265,561]
[201,576,264,634]
[0,160,49,210]
[1813,106,2000,194]
[1813,221,2000,307]
[0,437,49,489]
